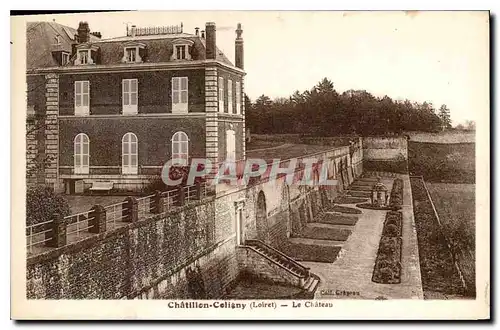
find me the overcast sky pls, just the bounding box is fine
[26,11,488,125]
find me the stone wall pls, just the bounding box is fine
[236,246,300,287]
[362,136,408,173]
[26,195,239,299]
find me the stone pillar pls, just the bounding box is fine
[241,76,246,160]
[44,73,59,190]
[46,213,66,248]
[152,190,164,214]
[122,197,138,223]
[88,205,106,234]
[205,66,219,196]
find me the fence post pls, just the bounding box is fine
[89,205,106,234]
[195,182,202,200]
[177,186,185,206]
[123,196,138,222]
[46,213,67,248]
[153,190,164,214]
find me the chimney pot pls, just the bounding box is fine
[205,22,216,60]
[131,25,137,37]
[201,30,205,38]
[195,27,199,36]
[235,23,244,69]
[77,21,90,43]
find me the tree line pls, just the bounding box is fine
[245,78,454,136]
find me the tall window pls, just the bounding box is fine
[171,131,189,165]
[227,79,233,114]
[61,52,70,66]
[74,81,90,116]
[125,48,137,62]
[122,79,138,114]
[172,77,188,113]
[226,130,236,161]
[235,81,241,114]
[218,77,224,112]
[175,45,187,60]
[122,133,138,174]
[74,133,89,174]
[78,50,90,64]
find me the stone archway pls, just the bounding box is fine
[255,190,269,243]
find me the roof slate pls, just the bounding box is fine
[26,22,235,70]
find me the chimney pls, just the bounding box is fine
[201,30,205,38]
[77,21,90,43]
[205,22,216,60]
[131,25,137,37]
[235,23,244,69]
[195,27,199,36]
[91,31,102,39]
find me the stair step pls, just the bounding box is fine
[307,278,319,292]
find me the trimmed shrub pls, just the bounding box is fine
[26,185,71,227]
[389,178,404,208]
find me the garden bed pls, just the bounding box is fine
[389,178,404,209]
[347,191,372,198]
[347,185,372,191]
[410,177,465,297]
[294,226,352,241]
[356,203,394,211]
[316,213,358,226]
[333,196,369,204]
[372,210,403,284]
[324,205,362,215]
[285,243,342,263]
[372,237,402,284]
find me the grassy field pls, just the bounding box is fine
[426,183,476,295]
[407,131,475,143]
[410,177,465,298]
[408,141,475,183]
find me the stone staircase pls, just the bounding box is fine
[242,239,320,297]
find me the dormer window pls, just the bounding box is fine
[175,45,187,60]
[170,39,194,61]
[78,50,90,64]
[125,48,137,62]
[121,42,146,63]
[61,52,70,66]
[74,44,99,65]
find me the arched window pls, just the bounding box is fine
[122,133,138,174]
[226,129,236,162]
[171,131,189,165]
[74,133,89,174]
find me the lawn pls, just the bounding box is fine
[426,182,476,294]
[410,177,466,298]
[294,226,352,241]
[406,131,475,143]
[285,243,341,263]
[408,141,475,183]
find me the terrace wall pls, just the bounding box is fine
[26,194,240,299]
[362,136,408,173]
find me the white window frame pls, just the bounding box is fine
[235,81,241,114]
[125,47,138,63]
[226,129,236,162]
[227,79,233,114]
[74,133,90,174]
[122,79,138,115]
[170,39,193,61]
[218,77,224,113]
[171,131,189,165]
[76,49,92,65]
[171,77,188,114]
[74,81,90,116]
[61,52,70,66]
[122,133,138,175]
[121,42,145,63]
